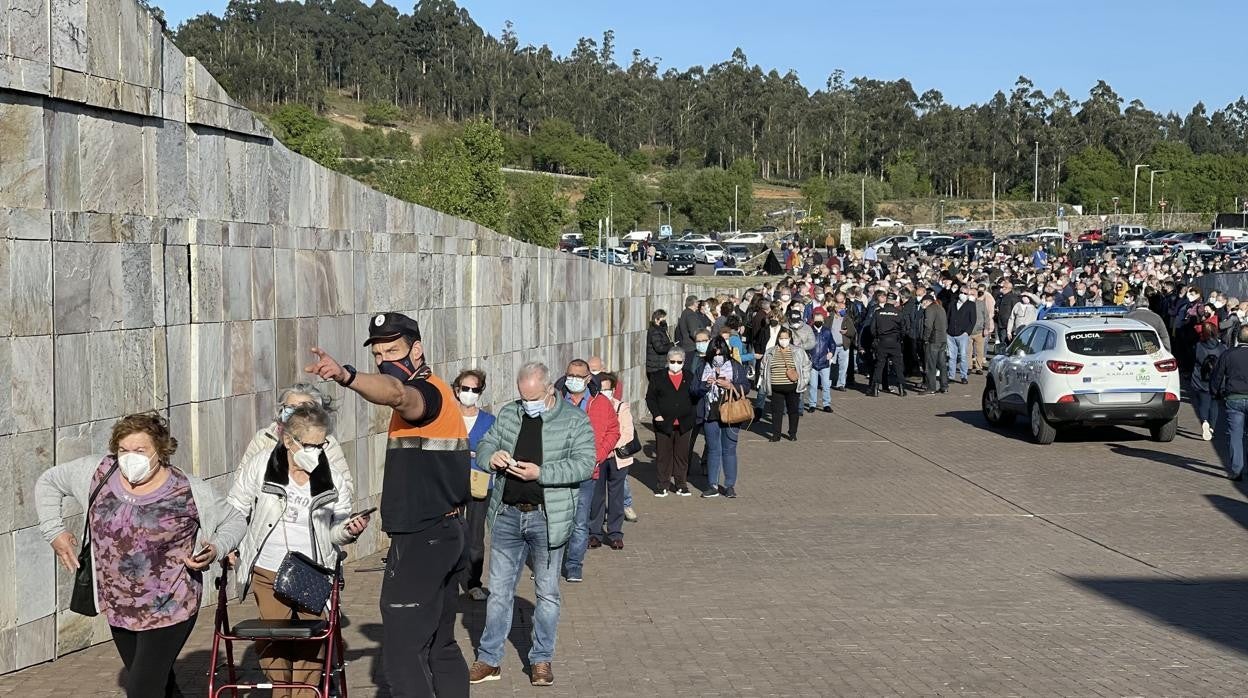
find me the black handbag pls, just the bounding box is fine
[613,402,642,458]
[70,461,120,616]
[273,551,335,615]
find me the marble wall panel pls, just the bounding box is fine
[190,244,222,322]
[189,399,227,478]
[0,95,46,210]
[10,336,53,432]
[224,320,254,396]
[79,111,144,214]
[188,322,224,402]
[51,0,89,72]
[44,103,82,211]
[53,333,92,426]
[13,527,55,625]
[221,245,252,321]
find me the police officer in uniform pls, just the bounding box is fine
[305,312,470,698]
[871,293,907,397]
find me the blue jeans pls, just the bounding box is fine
[1225,398,1248,477]
[476,505,565,666]
[562,477,597,579]
[704,420,740,489]
[833,346,850,387]
[1194,390,1219,426]
[946,334,970,381]
[806,366,832,408]
[623,478,633,508]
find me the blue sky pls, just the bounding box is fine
[163,0,1246,115]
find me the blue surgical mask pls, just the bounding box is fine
[522,399,547,418]
[695,340,710,353]
[279,405,296,423]
[564,376,587,394]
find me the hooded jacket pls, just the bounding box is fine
[558,382,620,476]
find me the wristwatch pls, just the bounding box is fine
[340,364,358,387]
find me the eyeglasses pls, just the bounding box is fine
[291,436,329,450]
[458,385,484,394]
[668,361,684,366]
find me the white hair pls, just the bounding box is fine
[517,361,551,388]
[279,383,334,412]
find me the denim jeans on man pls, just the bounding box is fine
[833,346,850,388]
[1224,398,1248,478]
[946,333,970,381]
[806,366,832,409]
[562,476,597,579]
[704,420,740,490]
[476,505,564,667]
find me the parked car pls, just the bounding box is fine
[1213,228,1248,243]
[919,235,957,254]
[868,235,913,253]
[963,228,994,241]
[725,244,752,261]
[665,243,696,275]
[651,241,670,261]
[571,246,591,258]
[871,217,905,228]
[724,232,767,245]
[1077,229,1103,243]
[1104,224,1152,244]
[622,230,653,242]
[713,267,746,277]
[694,243,725,264]
[758,225,779,233]
[944,215,970,226]
[982,307,1179,445]
[558,233,584,252]
[942,238,992,258]
[679,233,715,244]
[910,228,942,239]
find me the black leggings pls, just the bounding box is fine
[110,615,197,698]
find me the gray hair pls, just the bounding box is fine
[285,403,333,438]
[279,383,334,413]
[666,347,685,361]
[517,361,551,387]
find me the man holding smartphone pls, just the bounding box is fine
[304,312,469,698]
[467,362,596,687]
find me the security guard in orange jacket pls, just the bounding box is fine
[305,312,469,698]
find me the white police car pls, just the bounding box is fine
[981,306,1181,444]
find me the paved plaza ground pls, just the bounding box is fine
[4,377,1248,696]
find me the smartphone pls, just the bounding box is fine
[349,507,378,520]
[192,544,213,560]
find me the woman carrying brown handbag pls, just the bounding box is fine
[690,337,752,498]
[760,327,812,442]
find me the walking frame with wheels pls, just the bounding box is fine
[208,554,349,698]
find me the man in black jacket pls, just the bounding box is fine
[946,286,977,385]
[994,280,1020,352]
[674,295,709,352]
[898,290,922,378]
[871,293,906,397]
[1213,325,1248,480]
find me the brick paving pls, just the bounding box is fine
[5,376,1248,696]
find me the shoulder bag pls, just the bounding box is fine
[614,402,642,458]
[274,550,335,615]
[70,461,121,616]
[717,386,754,425]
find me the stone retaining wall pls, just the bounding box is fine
[848,212,1208,245]
[0,0,712,671]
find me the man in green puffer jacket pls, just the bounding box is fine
[468,361,596,687]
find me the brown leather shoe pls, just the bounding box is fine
[609,538,624,550]
[468,661,500,684]
[530,661,555,686]
[588,536,602,549]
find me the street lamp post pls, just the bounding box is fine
[1033,141,1039,202]
[1112,196,1120,219]
[1132,164,1149,215]
[733,185,739,235]
[1149,169,1166,210]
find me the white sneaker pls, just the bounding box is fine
[623,506,638,522]
[467,587,488,601]
[1202,421,1213,441]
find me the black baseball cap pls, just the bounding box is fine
[364,312,421,346]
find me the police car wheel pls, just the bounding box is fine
[1028,399,1057,445]
[981,381,1012,427]
[1148,417,1177,443]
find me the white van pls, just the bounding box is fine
[623,230,653,242]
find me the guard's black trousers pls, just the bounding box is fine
[872,342,906,392]
[381,518,469,698]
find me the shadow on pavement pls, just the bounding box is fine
[459,596,536,673]
[1108,443,1229,479]
[1072,575,1248,657]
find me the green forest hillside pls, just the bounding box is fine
[172,0,1248,246]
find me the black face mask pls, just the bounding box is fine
[379,357,416,382]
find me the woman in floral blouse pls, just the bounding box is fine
[35,412,244,698]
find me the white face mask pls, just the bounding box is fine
[778,338,791,348]
[118,452,156,485]
[458,389,480,407]
[292,445,322,473]
[668,361,684,374]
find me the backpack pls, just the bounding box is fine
[1200,353,1219,384]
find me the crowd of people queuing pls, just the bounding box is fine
[29,229,1248,696]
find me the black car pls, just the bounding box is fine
[963,229,994,241]
[665,243,697,276]
[652,242,670,261]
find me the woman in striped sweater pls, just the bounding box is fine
[759,326,812,442]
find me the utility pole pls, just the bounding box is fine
[1149,169,1166,210]
[733,185,739,234]
[991,172,997,227]
[1033,141,1039,202]
[860,177,866,228]
[1132,164,1148,215]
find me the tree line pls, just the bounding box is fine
[174,0,1248,235]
